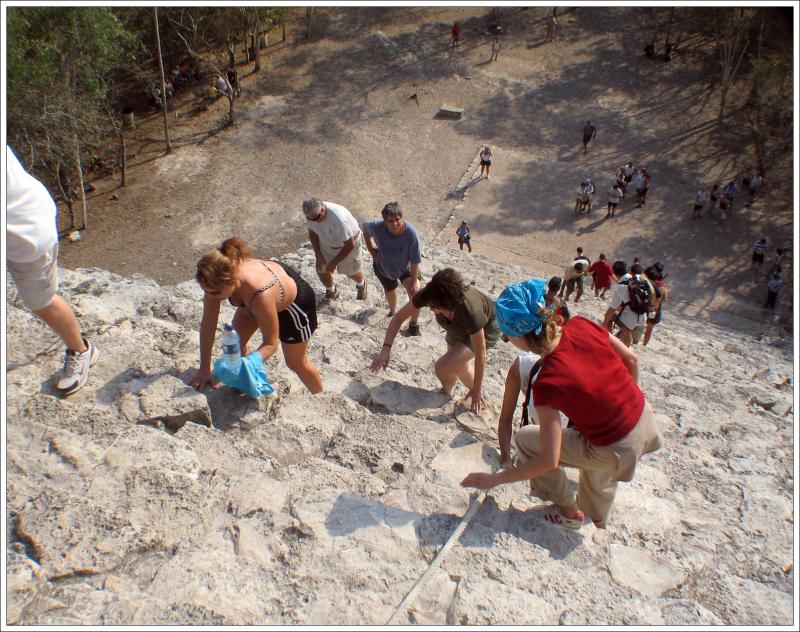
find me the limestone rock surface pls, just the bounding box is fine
[5,245,794,625]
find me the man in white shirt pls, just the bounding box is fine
[6,145,99,395]
[302,197,367,300]
[602,263,649,346]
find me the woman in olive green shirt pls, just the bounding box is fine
[370,268,500,412]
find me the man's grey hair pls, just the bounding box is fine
[302,197,324,219]
[381,201,402,219]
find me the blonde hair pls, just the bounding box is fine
[522,309,562,355]
[196,237,252,289]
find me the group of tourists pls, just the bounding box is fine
[6,145,665,532]
[558,247,668,348]
[573,155,651,218]
[693,172,762,221]
[751,237,789,312]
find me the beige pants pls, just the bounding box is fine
[514,399,662,527]
[7,243,59,311]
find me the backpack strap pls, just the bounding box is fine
[521,359,543,427]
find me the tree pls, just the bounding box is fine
[165,7,243,125]
[7,7,138,230]
[714,8,754,120]
[746,10,792,171]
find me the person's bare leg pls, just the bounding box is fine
[348,272,364,285]
[385,287,398,316]
[434,344,475,393]
[34,296,87,352]
[282,340,323,394]
[401,278,419,326]
[642,322,654,346]
[317,270,334,288]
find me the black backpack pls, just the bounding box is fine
[621,276,652,315]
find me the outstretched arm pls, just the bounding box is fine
[497,359,522,468]
[370,300,421,371]
[466,328,488,413]
[189,296,222,391]
[462,406,561,489]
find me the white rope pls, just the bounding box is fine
[386,489,488,625]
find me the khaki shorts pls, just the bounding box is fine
[7,243,59,311]
[331,237,363,277]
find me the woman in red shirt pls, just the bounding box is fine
[461,279,662,529]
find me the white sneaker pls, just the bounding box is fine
[56,338,99,396]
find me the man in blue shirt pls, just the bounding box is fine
[362,202,423,335]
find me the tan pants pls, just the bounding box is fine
[514,399,662,527]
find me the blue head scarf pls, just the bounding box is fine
[494,278,550,337]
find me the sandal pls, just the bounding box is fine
[544,506,585,531]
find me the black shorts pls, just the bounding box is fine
[752,252,764,264]
[480,159,491,166]
[373,262,421,291]
[624,175,632,183]
[582,134,592,144]
[693,204,703,211]
[608,201,618,208]
[458,236,471,245]
[277,265,318,344]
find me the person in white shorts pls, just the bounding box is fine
[302,198,367,301]
[6,145,99,395]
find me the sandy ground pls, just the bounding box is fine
[58,6,794,336]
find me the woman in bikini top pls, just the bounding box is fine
[227,260,291,321]
[189,237,323,394]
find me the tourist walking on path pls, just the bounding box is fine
[603,263,651,347]
[490,36,501,61]
[560,259,589,303]
[642,263,668,346]
[479,145,493,179]
[581,120,597,155]
[451,22,462,47]
[6,145,101,396]
[751,238,769,272]
[456,220,472,252]
[763,266,781,311]
[302,198,368,301]
[692,189,706,219]
[606,183,623,218]
[461,279,663,530]
[362,202,423,335]
[370,268,500,413]
[191,237,323,394]
[546,14,559,43]
[589,254,614,299]
[634,168,650,208]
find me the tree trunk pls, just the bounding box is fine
[72,128,88,230]
[227,41,236,68]
[663,7,675,51]
[282,16,286,42]
[153,7,172,153]
[120,131,127,187]
[305,7,314,39]
[252,30,262,72]
[227,93,236,125]
[56,161,76,230]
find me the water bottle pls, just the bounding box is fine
[221,323,241,372]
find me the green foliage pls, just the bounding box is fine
[7,6,140,183]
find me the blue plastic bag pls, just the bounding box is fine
[213,351,274,398]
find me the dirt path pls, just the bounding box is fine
[58,6,793,335]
